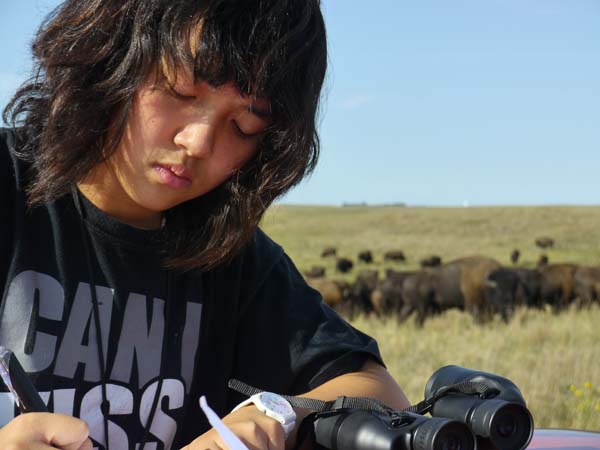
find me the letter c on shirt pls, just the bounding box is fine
[0,270,65,372]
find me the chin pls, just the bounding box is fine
[133,193,181,214]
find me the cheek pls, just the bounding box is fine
[130,94,177,141]
[224,146,257,174]
[230,136,260,166]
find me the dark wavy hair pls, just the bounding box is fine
[3,0,327,270]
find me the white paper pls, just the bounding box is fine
[199,395,250,450]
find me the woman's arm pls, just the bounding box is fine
[182,358,409,450]
[289,358,409,449]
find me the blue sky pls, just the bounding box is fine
[1,1,599,206]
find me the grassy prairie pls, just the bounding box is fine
[261,205,600,430]
[353,306,600,431]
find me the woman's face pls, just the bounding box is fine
[80,70,270,228]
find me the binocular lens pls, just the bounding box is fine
[495,414,516,438]
[483,402,533,450]
[434,423,475,450]
[437,430,468,450]
[414,419,476,450]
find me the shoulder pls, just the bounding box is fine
[244,227,285,269]
[209,227,310,310]
[228,227,286,293]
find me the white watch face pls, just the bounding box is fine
[258,392,294,416]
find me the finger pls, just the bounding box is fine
[6,413,90,450]
[74,438,94,450]
[42,414,90,450]
[58,437,92,450]
[31,444,90,450]
[240,413,285,450]
[187,441,223,450]
[266,428,285,450]
[29,444,72,450]
[181,433,226,450]
[260,420,285,450]
[232,424,271,450]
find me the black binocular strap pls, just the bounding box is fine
[228,379,395,414]
[404,380,501,415]
[230,378,500,416]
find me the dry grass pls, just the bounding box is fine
[261,205,600,430]
[352,305,600,430]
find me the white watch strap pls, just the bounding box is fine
[279,419,295,438]
[231,393,296,439]
[232,396,254,413]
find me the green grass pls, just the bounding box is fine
[261,205,600,430]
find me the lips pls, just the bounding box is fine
[153,163,193,189]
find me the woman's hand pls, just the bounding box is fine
[181,404,286,450]
[0,412,92,450]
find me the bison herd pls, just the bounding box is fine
[304,251,600,326]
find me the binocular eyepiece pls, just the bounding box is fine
[314,409,476,450]
[425,366,534,450]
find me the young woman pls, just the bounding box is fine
[0,1,409,449]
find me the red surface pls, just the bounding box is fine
[528,429,600,450]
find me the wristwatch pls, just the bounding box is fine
[232,392,297,439]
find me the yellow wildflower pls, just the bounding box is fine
[569,384,577,392]
[584,382,592,389]
[595,404,600,412]
[575,390,584,398]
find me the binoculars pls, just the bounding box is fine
[314,408,475,450]
[312,365,534,450]
[424,365,534,450]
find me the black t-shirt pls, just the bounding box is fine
[0,128,383,450]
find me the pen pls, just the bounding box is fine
[0,345,49,413]
[199,395,250,450]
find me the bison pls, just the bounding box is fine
[400,256,502,326]
[348,269,379,317]
[510,249,520,265]
[514,268,543,308]
[456,256,503,322]
[321,246,337,258]
[484,268,527,322]
[538,263,578,311]
[384,250,406,263]
[305,277,351,312]
[304,266,325,278]
[358,250,374,264]
[370,270,415,317]
[336,257,354,273]
[574,266,600,307]
[398,270,441,326]
[420,255,442,268]
[535,237,555,249]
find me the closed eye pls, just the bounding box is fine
[171,90,196,101]
[163,86,196,101]
[232,121,263,140]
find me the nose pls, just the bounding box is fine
[173,120,217,159]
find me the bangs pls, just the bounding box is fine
[155,1,325,120]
